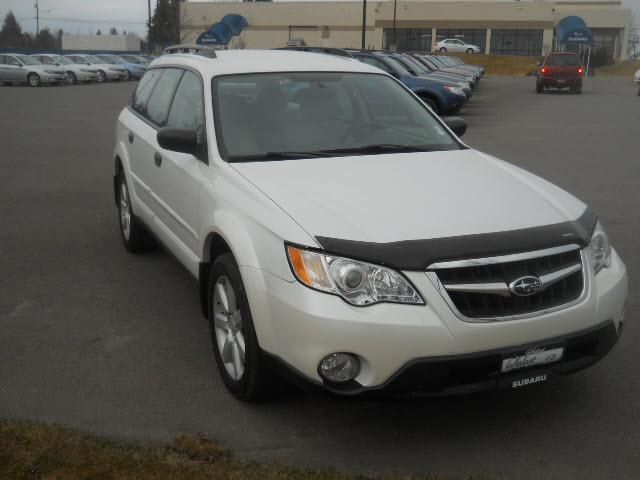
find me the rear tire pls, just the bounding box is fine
[123,70,131,81]
[208,253,282,401]
[66,72,77,85]
[2,82,12,86]
[97,70,106,83]
[439,47,447,53]
[28,73,41,87]
[116,173,155,253]
[466,48,474,54]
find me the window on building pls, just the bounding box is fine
[590,29,620,59]
[435,29,486,51]
[383,28,432,52]
[490,29,543,56]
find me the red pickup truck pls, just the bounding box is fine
[536,52,584,94]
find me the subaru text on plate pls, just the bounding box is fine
[113,46,628,400]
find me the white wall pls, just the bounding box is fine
[62,34,141,52]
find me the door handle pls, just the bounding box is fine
[154,152,162,167]
[128,131,134,143]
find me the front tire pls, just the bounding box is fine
[66,72,77,85]
[421,95,440,115]
[97,70,106,83]
[28,73,41,87]
[116,173,155,253]
[208,253,279,401]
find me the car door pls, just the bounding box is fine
[151,69,206,254]
[129,68,185,225]
[4,55,25,82]
[124,68,165,212]
[449,40,462,52]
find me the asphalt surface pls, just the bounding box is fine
[1,76,639,480]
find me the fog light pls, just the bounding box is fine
[318,353,360,383]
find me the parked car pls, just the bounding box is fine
[119,54,151,65]
[634,69,640,96]
[409,53,478,87]
[430,55,485,77]
[31,53,99,85]
[64,54,128,82]
[113,47,627,401]
[536,52,584,94]
[0,53,67,86]
[389,53,472,99]
[435,39,481,54]
[348,50,467,114]
[94,54,146,80]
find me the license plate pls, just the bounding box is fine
[501,346,563,373]
[557,79,566,83]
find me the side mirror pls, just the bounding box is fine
[157,127,199,156]
[443,117,467,137]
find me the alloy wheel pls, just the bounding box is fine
[213,276,246,381]
[97,71,106,83]
[28,73,41,87]
[66,72,77,85]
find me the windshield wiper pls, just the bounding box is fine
[319,144,447,155]
[227,151,328,163]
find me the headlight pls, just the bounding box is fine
[286,245,424,306]
[589,221,612,273]
[443,85,465,97]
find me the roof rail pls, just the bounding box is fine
[162,44,217,59]
[274,46,355,58]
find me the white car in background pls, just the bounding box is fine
[113,46,627,401]
[0,53,67,86]
[64,54,128,83]
[435,39,482,54]
[31,54,99,85]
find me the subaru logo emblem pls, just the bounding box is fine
[509,275,542,296]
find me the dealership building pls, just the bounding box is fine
[181,0,632,59]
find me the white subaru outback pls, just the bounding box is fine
[113,46,628,400]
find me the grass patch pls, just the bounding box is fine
[592,60,640,77]
[0,418,502,480]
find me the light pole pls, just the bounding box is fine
[392,0,397,51]
[361,0,367,49]
[34,0,39,36]
[147,0,152,53]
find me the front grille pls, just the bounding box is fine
[433,249,584,319]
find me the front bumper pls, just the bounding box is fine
[106,70,128,80]
[243,248,627,396]
[43,73,68,83]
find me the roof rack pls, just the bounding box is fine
[162,44,217,59]
[274,47,355,58]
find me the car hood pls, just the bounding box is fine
[232,149,587,245]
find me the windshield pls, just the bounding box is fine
[15,55,41,65]
[122,55,146,64]
[108,55,127,63]
[85,55,103,64]
[53,56,73,65]
[381,56,412,76]
[399,56,430,74]
[213,72,461,162]
[96,56,116,64]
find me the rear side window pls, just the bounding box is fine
[166,71,204,130]
[145,69,184,126]
[131,69,163,115]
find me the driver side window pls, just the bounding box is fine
[8,56,21,66]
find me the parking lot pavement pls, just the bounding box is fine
[0,77,638,480]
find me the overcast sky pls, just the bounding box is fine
[1,0,638,37]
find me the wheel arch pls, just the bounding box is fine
[416,90,442,114]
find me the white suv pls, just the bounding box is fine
[113,46,627,400]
